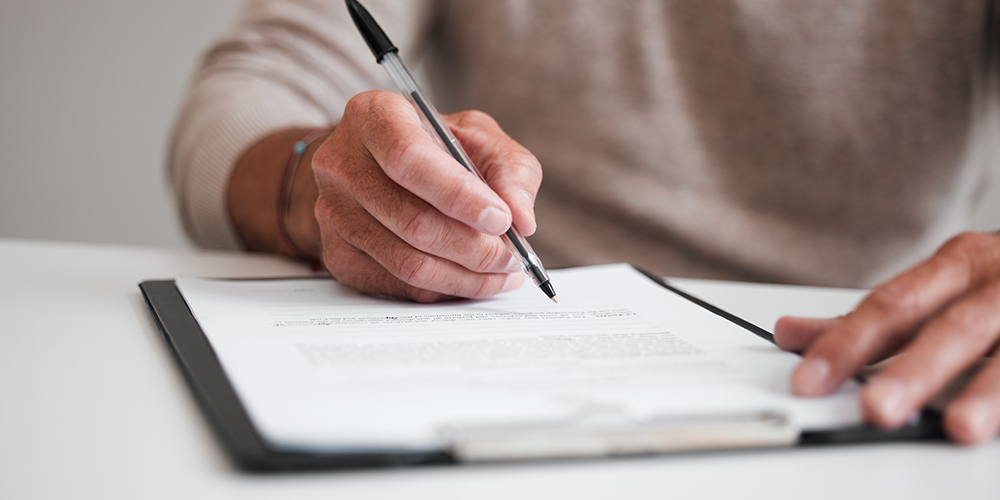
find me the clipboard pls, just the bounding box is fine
[139,267,944,471]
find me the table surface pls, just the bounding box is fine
[2,238,998,499]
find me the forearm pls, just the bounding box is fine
[169,1,437,249]
[227,127,332,260]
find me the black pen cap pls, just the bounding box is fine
[346,0,398,62]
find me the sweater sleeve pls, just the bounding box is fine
[167,0,437,249]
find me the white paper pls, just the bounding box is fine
[175,264,860,452]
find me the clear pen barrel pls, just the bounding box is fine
[380,51,553,291]
[381,53,486,184]
[502,227,550,288]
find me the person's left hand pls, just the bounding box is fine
[774,231,1000,445]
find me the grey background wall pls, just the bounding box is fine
[0,0,243,249]
[1,0,998,251]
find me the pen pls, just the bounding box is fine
[346,0,557,302]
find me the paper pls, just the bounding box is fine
[175,264,860,453]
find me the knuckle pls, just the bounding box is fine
[939,306,982,338]
[929,239,979,287]
[344,89,394,117]
[450,109,497,131]
[380,136,423,181]
[435,177,483,217]
[950,231,1000,278]
[822,319,869,360]
[450,177,482,207]
[313,195,336,225]
[501,149,543,181]
[315,230,449,303]
[312,133,371,190]
[502,148,538,170]
[938,293,1000,345]
[315,151,351,186]
[348,90,405,147]
[342,91,381,127]
[392,251,437,287]
[471,276,498,299]
[313,193,354,231]
[473,240,509,273]
[400,206,448,251]
[947,231,989,250]
[342,93,369,119]
[338,211,378,250]
[868,279,912,310]
[866,280,922,321]
[939,231,990,263]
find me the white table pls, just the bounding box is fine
[2,238,998,499]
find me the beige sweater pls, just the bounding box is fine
[169,0,997,287]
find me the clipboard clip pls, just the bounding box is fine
[439,404,798,463]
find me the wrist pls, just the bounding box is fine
[227,126,330,259]
[284,129,332,260]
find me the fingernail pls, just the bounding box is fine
[519,190,535,208]
[478,206,511,235]
[960,399,992,439]
[519,191,537,235]
[792,357,830,396]
[866,378,908,425]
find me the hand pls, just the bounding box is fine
[774,231,1000,444]
[309,90,541,302]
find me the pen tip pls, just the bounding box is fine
[539,280,557,302]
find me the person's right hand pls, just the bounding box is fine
[309,90,542,302]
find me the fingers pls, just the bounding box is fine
[317,130,518,275]
[316,197,524,301]
[445,110,543,236]
[310,90,540,301]
[860,278,1000,430]
[945,356,1000,445]
[319,232,449,303]
[773,316,842,353]
[345,92,515,236]
[781,232,1000,444]
[791,232,1000,398]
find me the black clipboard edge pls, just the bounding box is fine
[799,410,944,446]
[139,280,453,471]
[633,267,946,446]
[634,267,775,344]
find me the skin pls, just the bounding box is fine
[229,90,541,302]
[229,89,1000,445]
[775,231,1000,445]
